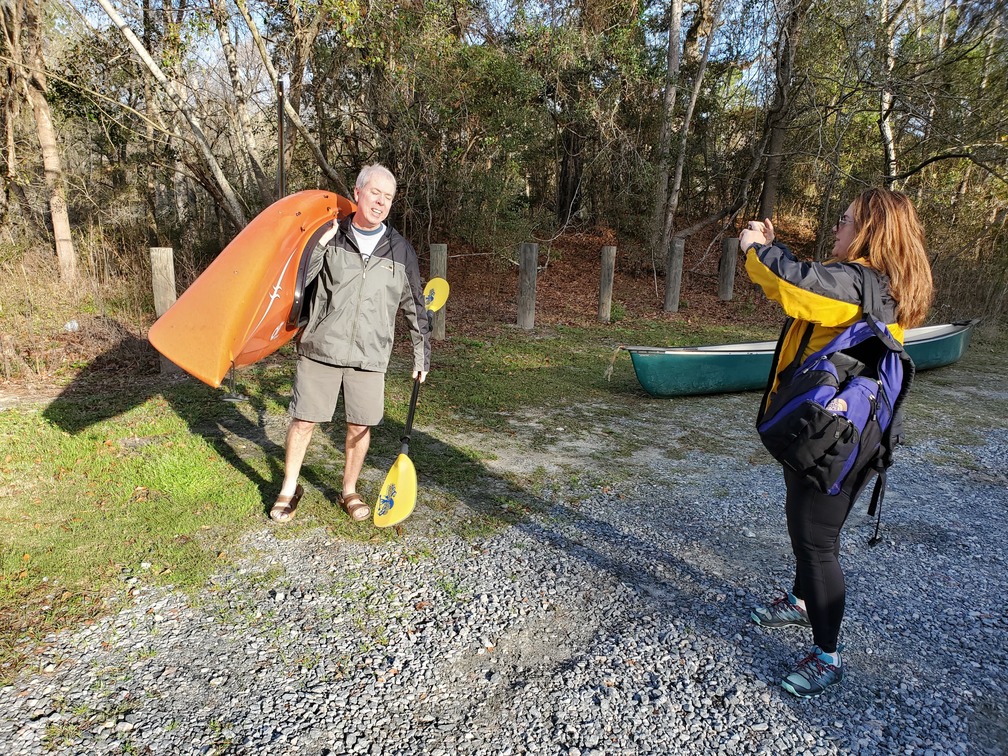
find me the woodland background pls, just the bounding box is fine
[1,0,1006,381]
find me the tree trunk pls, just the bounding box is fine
[914,0,951,203]
[758,0,812,221]
[1,3,19,231]
[140,0,162,246]
[649,0,683,257]
[663,0,723,234]
[211,0,272,207]
[813,170,841,261]
[950,17,997,225]
[556,122,585,224]
[662,0,724,311]
[26,81,75,282]
[878,0,899,186]
[758,121,786,222]
[280,0,329,174]
[1,103,10,227]
[235,0,349,195]
[15,0,77,282]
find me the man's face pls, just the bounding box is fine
[353,175,396,231]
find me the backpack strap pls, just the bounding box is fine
[854,264,915,545]
[862,267,915,545]
[858,266,903,352]
[866,473,887,545]
[789,320,816,376]
[756,317,813,425]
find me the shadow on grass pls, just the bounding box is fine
[39,333,494,522]
[36,332,758,599]
[40,333,289,516]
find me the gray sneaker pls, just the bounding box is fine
[751,594,811,628]
[781,646,843,698]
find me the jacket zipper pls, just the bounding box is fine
[343,230,393,364]
[346,244,366,365]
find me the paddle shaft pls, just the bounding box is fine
[398,277,442,450]
[373,280,445,528]
[400,376,421,455]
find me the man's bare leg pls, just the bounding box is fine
[279,418,316,496]
[342,423,371,496]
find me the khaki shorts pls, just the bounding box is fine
[289,356,385,425]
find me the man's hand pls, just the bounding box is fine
[318,219,339,247]
[414,370,428,383]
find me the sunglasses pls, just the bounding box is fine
[835,215,853,229]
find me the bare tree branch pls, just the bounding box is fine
[89,0,248,228]
[889,151,1008,185]
[234,0,349,195]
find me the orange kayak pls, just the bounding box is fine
[148,190,355,387]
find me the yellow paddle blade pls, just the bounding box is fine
[374,453,417,527]
[423,277,450,313]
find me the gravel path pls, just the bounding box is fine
[1,385,1006,755]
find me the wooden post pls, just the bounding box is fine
[663,237,685,312]
[719,237,739,301]
[150,247,181,374]
[429,243,448,340]
[598,245,616,322]
[517,242,538,330]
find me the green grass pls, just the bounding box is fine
[0,385,268,678]
[396,319,777,431]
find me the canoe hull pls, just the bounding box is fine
[148,190,355,387]
[627,321,977,398]
[902,322,975,370]
[628,348,773,398]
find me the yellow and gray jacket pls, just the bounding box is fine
[745,242,902,411]
[297,215,430,373]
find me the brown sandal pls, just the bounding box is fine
[270,484,303,523]
[338,492,370,522]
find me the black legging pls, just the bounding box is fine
[783,467,873,654]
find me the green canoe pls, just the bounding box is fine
[625,320,978,398]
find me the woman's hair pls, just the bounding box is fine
[847,188,934,328]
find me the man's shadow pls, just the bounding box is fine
[43,321,289,513]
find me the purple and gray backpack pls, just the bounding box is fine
[756,269,915,544]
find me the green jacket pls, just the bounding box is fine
[297,215,430,373]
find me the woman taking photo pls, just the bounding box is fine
[739,188,934,697]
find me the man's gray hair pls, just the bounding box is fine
[355,164,396,193]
